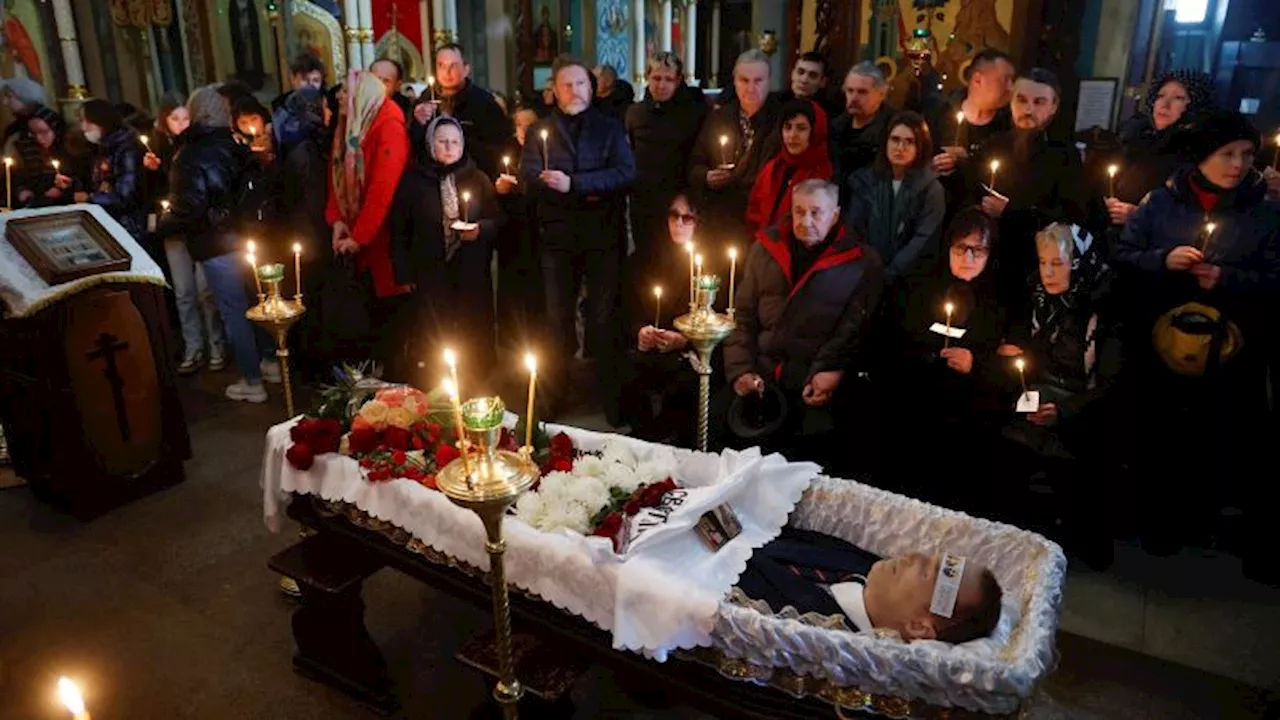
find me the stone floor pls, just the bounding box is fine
[1,369,1277,719]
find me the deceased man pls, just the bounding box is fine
[736,527,1003,643]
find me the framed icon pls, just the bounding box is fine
[5,209,132,285]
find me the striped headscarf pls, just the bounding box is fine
[330,71,387,223]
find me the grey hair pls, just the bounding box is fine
[792,179,838,205]
[847,61,887,90]
[187,84,231,128]
[734,49,771,76]
[645,51,684,79]
[1034,222,1074,261]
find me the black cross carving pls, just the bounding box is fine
[86,332,132,442]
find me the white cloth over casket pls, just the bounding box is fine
[261,420,818,658]
[0,205,166,318]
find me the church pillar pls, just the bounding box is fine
[709,0,721,87]
[344,0,363,70]
[443,0,458,38]
[632,0,646,84]
[660,0,673,52]
[683,0,697,83]
[358,0,376,67]
[51,0,88,113]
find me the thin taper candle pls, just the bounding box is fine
[989,159,1000,192]
[1273,133,1280,170]
[292,242,302,298]
[1107,164,1118,198]
[944,302,954,350]
[502,155,510,174]
[140,134,151,153]
[523,353,537,449]
[954,111,965,147]
[719,134,729,166]
[3,156,11,210]
[428,76,436,101]
[1203,222,1217,254]
[540,129,549,170]
[442,378,472,476]
[686,241,696,307]
[462,190,471,223]
[653,285,662,328]
[246,252,263,297]
[1015,357,1027,394]
[728,247,738,312]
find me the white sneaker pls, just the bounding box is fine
[208,349,228,372]
[260,359,283,384]
[225,380,268,403]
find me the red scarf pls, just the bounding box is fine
[746,102,834,231]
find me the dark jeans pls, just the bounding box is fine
[540,247,622,416]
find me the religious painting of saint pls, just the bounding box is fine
[291,0,344,86]
[0,0,55,103]
[5,209,131,286]
[533,3,559,65]
[859,0,1016,96]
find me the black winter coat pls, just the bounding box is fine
[688,97,782,242]
[830,103,894,186]
[844,165,946,283]
[155,124,250,261]
[724,223,884,390]
[625,89,709,207]
[1115,168,1280,350]
[520,106,636,251]
[87,128,147,240]
[411,81,512,179]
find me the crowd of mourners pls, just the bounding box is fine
[4,43,1277,580]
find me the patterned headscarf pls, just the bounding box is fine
[330,71,387,223]
[1030,224,1107,342]
[427,116,467,260]
[1144,69,1215,123]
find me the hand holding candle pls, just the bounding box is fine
[540,129,549,170]
[953,111,965,147]
[58,677,90,720]
[943,302,954,349]
[653,285,663,328]
[523,352,537,449]
[989,159,1000,191]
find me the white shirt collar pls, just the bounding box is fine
[829,580,874,632]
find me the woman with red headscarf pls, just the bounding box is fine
[327,70,412,375]
[746,99,832,232]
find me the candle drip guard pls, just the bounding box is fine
[674,275,736,452]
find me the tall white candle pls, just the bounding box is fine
[727,247,738,312]
[540,129,549,170]
[292,242,302,298]
[523,352,537,449]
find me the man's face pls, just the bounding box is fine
[791,190,839,245]
[843,73,886,120]
[436,49,468,92]
[1011,78,1058,130]
[293,70,323,92]
[370,61,400,97]
[647,65,681,103]
[790,59,826,100]
[513,109,538,146]
[864,554,986,641]
[971,59,1015,109]
[554,65,593,115]
[734,61,770,116]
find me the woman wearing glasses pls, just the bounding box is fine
[619,194,717,445]
[873,208,1006,504]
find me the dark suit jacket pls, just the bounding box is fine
[736,527,880,621]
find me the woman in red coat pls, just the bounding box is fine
[327,71,412,376]
[746,99,833,232]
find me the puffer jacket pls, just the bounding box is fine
[844,165,946,283]
[724,222,885,389]
[87,128,147,240]
[154,123,250,261]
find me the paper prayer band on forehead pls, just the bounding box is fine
[929,553,966,619]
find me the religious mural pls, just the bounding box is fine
[371,0,425,81]
[290,0,345,85]
[596,0,630,78]
[862,0,1015,96]
[0,0,55,101]
[533,2,562,65]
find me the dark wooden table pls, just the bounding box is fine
[275,495,1009,720]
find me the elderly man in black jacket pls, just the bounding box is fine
[720,179,884,464]
[153,84,271,403]
[411,43,511,179]
[521,56,636,423]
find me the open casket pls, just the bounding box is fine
[262,422,1065,719]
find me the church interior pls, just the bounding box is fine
[2,0,1280,718]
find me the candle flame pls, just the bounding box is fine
[140,134,149,145]
[653,285,662,298]
[990,159,1000,172]
[1108,164,1119,177]
[160,200,170,210]
[428,76,435,85]
[728,247,737,260]
[246,239,256,253]
[955,111,964,123]
[945,302,954,315]
[540,129,548,140]
[292,242,302,254]
[1206,222,1217,235]
[685,241,694,256]
[695,254,703,268]
[462,191,471,202]
[1015,358,1025,371]
[442,377,458,399]
[719,135,728,146]
[1275,133,1280,146]
[502,155,510,167]
[524,352,537,374]
[58,677,86,715]
[443,348,457,368]
[3,156,12,166]
[52,159,60,169]
[245,252,256,266]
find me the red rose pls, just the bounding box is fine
[290,419,313,444]
[368,469,388,482]
[411,432,426,450]
[384,427,411,451]
[548,456,573,473]
[592,512,624,552]
[434,443,461,469]
[421,474,438,490]
[391,450,407,467]
[285,443,315,471]
[311,419,343,454]
[403,466,422,481]
[549,432,574,459]
[640,483,669,507]
[623,499,641,516]
[348,428,380,455]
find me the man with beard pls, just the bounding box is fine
[830,62,894,190]
[521,56,636,424]
[974,68,1090,303]
[689,49,781,244]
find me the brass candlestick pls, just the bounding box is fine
[245,266,305,418]
[675,275,736,451]
[436,397,539,720]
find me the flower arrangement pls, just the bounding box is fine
[513,436,681,551]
